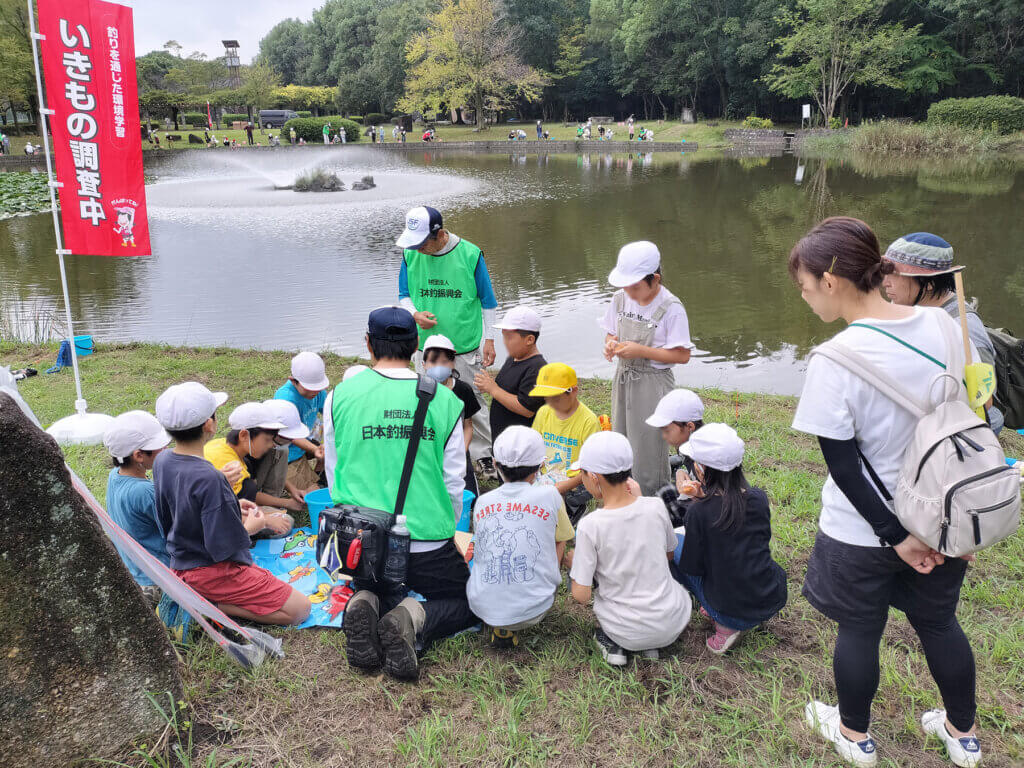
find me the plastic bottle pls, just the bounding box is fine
[383,514,411,585]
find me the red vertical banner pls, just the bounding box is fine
[38,0,151,256]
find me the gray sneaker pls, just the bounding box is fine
[594,628,628,667]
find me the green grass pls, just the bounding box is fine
[5,120,738,155]
[802,121,1024,157]
[3,341,1022,768]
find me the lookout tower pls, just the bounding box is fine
[222,40,242,88]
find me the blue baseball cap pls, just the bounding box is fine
[884,232,964,276]
[396,206,444,249]
[367,306,418,341]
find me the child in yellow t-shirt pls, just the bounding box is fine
[530,363,601,524]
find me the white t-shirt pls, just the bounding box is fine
[792,307,975,547]
[570,496,692,650]
[599,286,694,370]
[466,482,563,627]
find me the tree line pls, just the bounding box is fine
[256,0,1024,123]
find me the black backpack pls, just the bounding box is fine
[987,326,1024,429]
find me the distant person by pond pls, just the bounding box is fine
[289,126,296,145]
[245,122,254,146]
[323,122,331,144]
[536,119,543,139]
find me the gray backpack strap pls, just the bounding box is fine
[614,291,624,315]
[809,341,929,419]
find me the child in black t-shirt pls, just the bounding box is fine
[423,334,481,498]
[671,423,787,655]
[474,305,546,445]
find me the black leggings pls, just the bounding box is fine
[834,613,976,733]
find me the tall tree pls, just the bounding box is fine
[399,0,548,127]
[766,0,922,120]
[239,61,281,122]
[258,18,312,85]
[550,22,596,119]
[0,0,32,134]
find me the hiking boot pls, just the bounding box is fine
[489,627,519,649]
[921,709,982,767]
[706,623,743,655]
[594,628,627,667]
[476,457,498,481]
[805,701,878,767]
[378,603,420,681]
[342,591,382,671]
[639,648,659,660]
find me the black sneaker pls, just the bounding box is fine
[342,592,382,671]
[378,604,420,681]
[594,628,628,667]
[476,457,498,481]
[489,627,519,649]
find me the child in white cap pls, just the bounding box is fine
[672,424,787,654]
[203,402,300,538]
[465,426,574,648]
[569,431,692,666]
[274,351,331,493]
[153,383,311,626]
[103,410,172,605]
[600,241,694,496]
[645,388,705,524]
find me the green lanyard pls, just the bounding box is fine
[848,322,966,386]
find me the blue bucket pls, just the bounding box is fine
[305,487,334,533]
[70,335,94,357]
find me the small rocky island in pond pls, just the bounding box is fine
[292,169,375,192]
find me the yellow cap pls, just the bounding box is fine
[529,362,578,397]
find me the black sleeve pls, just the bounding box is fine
[237,477,259,502]
[516,358,546,414]
[455,380,481,419]
[818,437,908,546]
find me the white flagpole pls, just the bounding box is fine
[27,0,112,443]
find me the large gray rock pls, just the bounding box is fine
[0,393,182,766]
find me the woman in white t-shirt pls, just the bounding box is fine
[601,241,694,495]
[790,217,981,768]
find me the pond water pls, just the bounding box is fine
[3,148,1023,395]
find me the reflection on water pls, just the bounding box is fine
[2,148,1023,395]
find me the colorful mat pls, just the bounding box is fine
[251,528,350,629]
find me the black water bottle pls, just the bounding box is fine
[383,514,410,585]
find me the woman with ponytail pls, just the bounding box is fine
[789,217,982,767]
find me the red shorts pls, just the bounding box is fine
[176,561,293,617]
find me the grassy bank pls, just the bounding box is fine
[802,120,1024,156]
[5,120,736,156]
[2,341,1022,768]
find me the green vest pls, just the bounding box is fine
[330,371,463,541]
[403,238,483,354]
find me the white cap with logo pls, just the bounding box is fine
[291,351,330,391]
[493,305,542,333]
[103,410,171,460]
[645,389,705,428]
[423,334,456,353]
[396,205,443,249]
[262,399,311,440]
[570,431,634,474]
[680,423,745,472]
[493,425,546,468]
[608,240,661,288]
[155,382,229,431]
[228,402,287,431]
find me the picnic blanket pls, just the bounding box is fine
[251,528,352,629]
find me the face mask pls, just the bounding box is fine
[425,365,452,383]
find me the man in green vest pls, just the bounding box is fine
[397,206,498,477]
[323,306,474,680]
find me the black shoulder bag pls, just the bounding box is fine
[316,375,437,584]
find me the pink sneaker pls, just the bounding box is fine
[706,623,743,655]
[698,605,710,619]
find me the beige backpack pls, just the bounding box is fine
[811,316,1020,557]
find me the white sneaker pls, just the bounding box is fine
[804,701,878,766]
[921,709,982,767]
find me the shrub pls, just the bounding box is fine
[828,116,842,130]
[364,112,389,126]
[283,116,361,143]
[927,96,1024,135]
[181,112,208,127]
[741,115,773,129]
[346,115,363,124]
[222,112,249,125]
[296,111,312,119]
[294,167,344,192]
